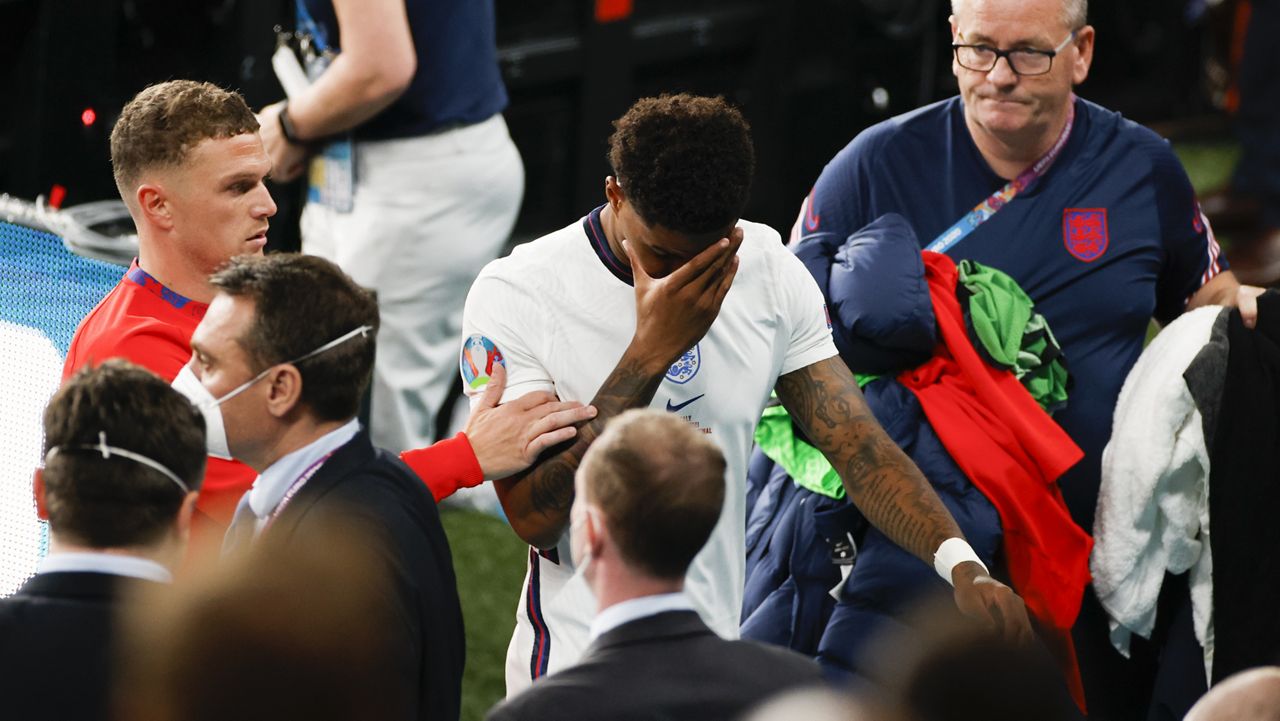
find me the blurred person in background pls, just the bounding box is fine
[1203,0,1280,286]
[118,516,406,721]
[863,598,1081,721]
[742,688,880,721]
[258,0,524,454]
[1184,667,1280,721]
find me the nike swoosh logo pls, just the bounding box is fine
[666,394,705,413]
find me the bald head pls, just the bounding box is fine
[743,689,877,721]
[951,0,1087,30]
[1186,668,1280,721]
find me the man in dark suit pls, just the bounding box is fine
[487,409,824,721]
[0,360,207,721]
[190,252,464,721]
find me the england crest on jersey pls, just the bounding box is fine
[665,344,700,384]
[1063,208,1109,262]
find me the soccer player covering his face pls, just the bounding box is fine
[460,94,1034,695]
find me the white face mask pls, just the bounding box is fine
[172,324,374,460]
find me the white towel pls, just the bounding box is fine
[1093,305,1223,683]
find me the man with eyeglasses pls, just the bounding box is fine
[792,0,1263,718]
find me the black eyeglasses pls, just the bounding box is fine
[952,30,1077,76]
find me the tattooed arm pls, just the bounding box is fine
[775,356,959,560]
[494,229,742,549]
[776,356,1033,641]
[493,352,667,548]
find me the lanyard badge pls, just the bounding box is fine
[281,2,356,213]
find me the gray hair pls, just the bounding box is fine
[951,0,1087,31]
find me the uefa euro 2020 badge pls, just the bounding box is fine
[460,334,505,391]
[665,344,700,385]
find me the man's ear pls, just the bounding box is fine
[1071,25,1095,86]
[33,468,48,521]
[137,183,174,231]
[583,505,608,559]
[604,176,626,212]
[948,15,962,77]
[174,491,200,545]
[265,364,304,419]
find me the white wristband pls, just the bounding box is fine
[933,537,988,586]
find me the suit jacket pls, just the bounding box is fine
[486,610,823,721]
[0,571,158,721]
[267,429,465,721]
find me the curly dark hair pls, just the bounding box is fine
[608,94,755,235]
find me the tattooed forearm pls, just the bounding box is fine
[525,451,580,519]
[776,357,962,561]
[498,353,666,549]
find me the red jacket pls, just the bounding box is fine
[899,252,1091,708]
[401,433,483,501]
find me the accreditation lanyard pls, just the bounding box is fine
[295,1,331,54]
[262,451,335,533]
[926,101,1076,254]
[295,0,355,213]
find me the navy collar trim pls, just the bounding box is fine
[584,205,634,286]
[124,260,206,317]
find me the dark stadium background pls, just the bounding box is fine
[0,2,1244,718]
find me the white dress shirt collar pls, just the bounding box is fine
[248,418,361,521]
[38,551,172,583]
[588,591,694,641]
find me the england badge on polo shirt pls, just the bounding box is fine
[665,344,700,384]
[1063,208,1109,262]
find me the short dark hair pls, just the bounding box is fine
[608,93,755,235]
[42,360,206,548]
[209,253,379,423]
[111,80,259,200]
[580,409,726,580]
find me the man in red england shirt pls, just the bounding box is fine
[64,80,591,545]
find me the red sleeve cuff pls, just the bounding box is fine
[399,432,484,503]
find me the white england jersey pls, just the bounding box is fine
[459,206,837,695]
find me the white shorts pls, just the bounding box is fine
[303,113,524,452]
